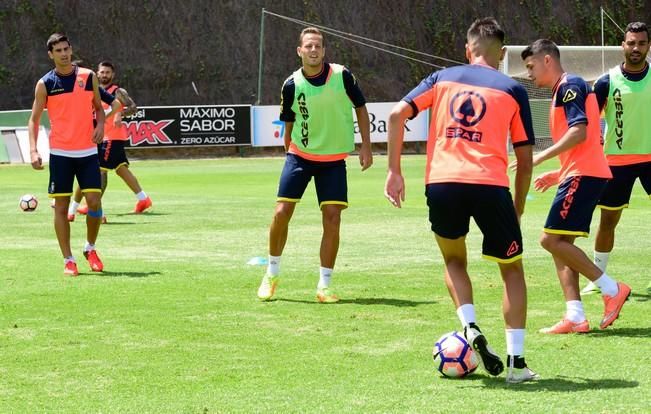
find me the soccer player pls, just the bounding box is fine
[68,61,151,222]
[385,18,537,383]
[519,39,631,334]
[581,22,651,295]
[28,33,105,276]
[257,27,373,303]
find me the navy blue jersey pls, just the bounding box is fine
[280,62,366,122]
[42,65,94,98]
[99,87,115,105]
[553,74,592,128]
[401,63,535,187]
[404,64,536,148]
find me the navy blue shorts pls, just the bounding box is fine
[597,161,651,210]
[277,153,347,208]
[48,153,102,197]
[425,183,523,263]
[544,175,608,237]
[98,140,130,171]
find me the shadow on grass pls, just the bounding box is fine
[97,271,162,278]
[275,297,435,307]
[630,292,649,302]
[114,212,169,217]
[584,326,651,338]
[478,375,639,391]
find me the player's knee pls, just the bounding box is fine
[85,196,102,211]
[52,199,69,215]
[539,233,558,252]
[273,203,294,223]
[322,207,342,227]
[443,256,467,269]
[599,212,621,230]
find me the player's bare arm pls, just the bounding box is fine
[533,169,560,192]
[115,88,137,116]
[510,124,587,171]
[355,105,373,171]
[532,123,587,166]
[91,73,105,144]
[106,99,123,128]
[282,121,293,153]
[512,145,533,219]
[27,80,46,170]
[384,101,412,208]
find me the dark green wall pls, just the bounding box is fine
[0,0,646,110]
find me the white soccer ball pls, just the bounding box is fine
[19,194,38,212]
[432,331,479,378]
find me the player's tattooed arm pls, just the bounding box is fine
[115,88,137,116]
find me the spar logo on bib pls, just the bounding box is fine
[446,91,487,142]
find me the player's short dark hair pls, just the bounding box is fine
[625,21,648,38]
[47,33,69,51]
[98,61,115,71]
[299,27,324,46]
[467,17,505,46]
[521,39,560,61]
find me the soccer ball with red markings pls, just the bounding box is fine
[432,331,479,378]
[19,194,38,212]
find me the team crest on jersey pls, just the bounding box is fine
[450,91,486,127]
[77,77,85,88]
[562,89,577,103]
[446,91,486,142]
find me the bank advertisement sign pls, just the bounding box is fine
[252,102,429,147]
[123,105,251,147]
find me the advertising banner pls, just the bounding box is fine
[124,105,251,147]
[252,102,429,147]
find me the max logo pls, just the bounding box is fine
[126,120,174,146]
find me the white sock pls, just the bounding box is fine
[64,256,75,264]
[565,300,586,323]
[69,201,80,215]
[318,266,333,289]
[267,255,280,276]
[505,329,525,356]
[456,304,476,327]
[84,242,95,252]
[594,251,610,273]
[595,273,618,297]
[136,191,148,201]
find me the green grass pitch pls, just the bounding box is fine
[1,156,649,412]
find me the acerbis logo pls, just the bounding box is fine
[562,88,577,103]
[612,88,624,149]
[506,241,519,257]
[559,176,581,219]
[297,92,309,147]
[450,91,486,127]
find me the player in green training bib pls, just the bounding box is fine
[582,22,651,295]
[257,27,373,303]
